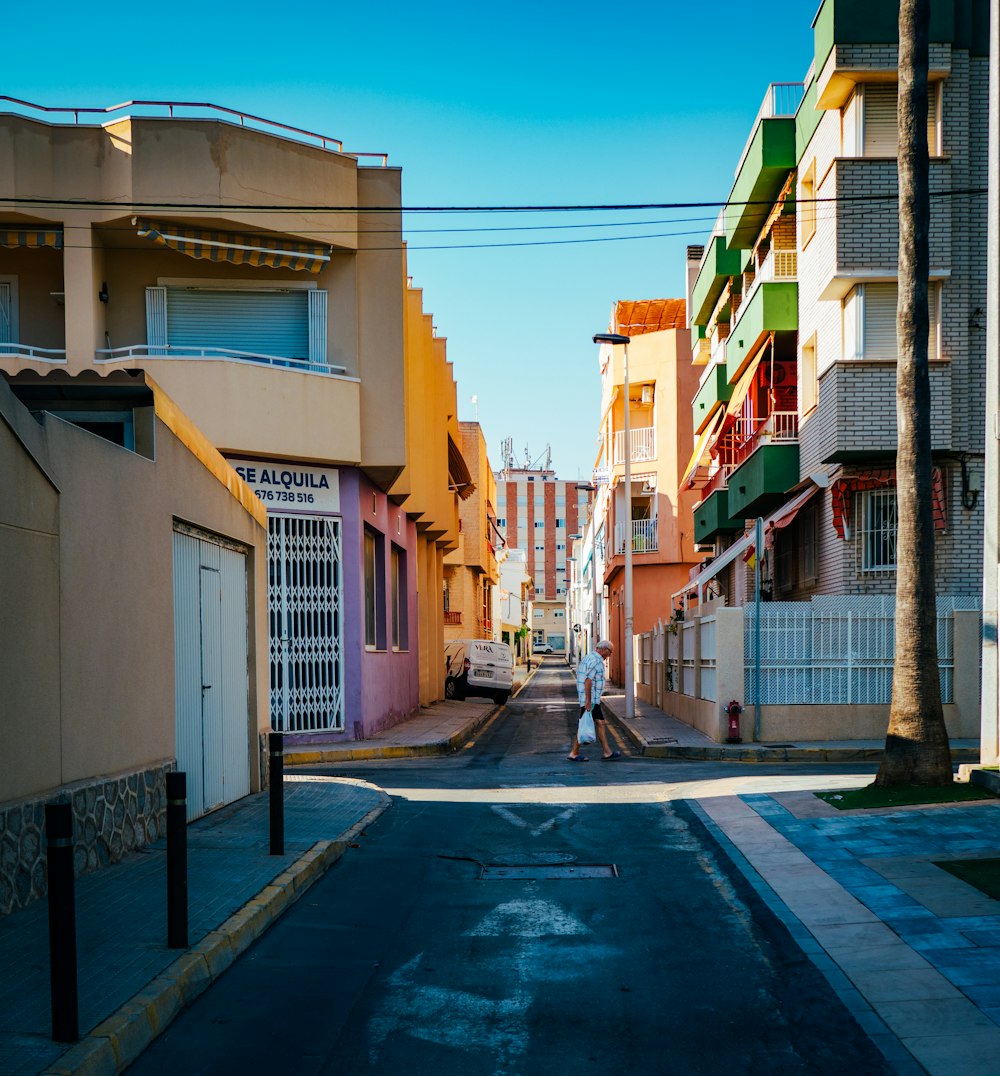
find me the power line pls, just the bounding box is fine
[0,189,987,213]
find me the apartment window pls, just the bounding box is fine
[535,544,545,551]
[496,517,506,528]
[391,544,408,651]
[535,521,545,528]
[555,518,565,528]
[800,160,817,246]
[364,528,386,649]
[146,284,328,367]
[800,333,818,416]
[858,489,897,573]
[554,610,565,618]
[860,83,940,157]
[843,283,939,361]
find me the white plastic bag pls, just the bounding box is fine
[577,709,596,745]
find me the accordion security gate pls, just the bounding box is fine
[268,514,345,732]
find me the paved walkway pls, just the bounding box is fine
[0,777,390,1076]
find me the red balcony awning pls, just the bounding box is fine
[831,468,947,539]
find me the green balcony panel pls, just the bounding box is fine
[727,444,800,519]
[690,236,744,326]
[813,0,986,77]
[727,282,798,382]
[692,365,733,434]
[725,118,796,249]
[694,488,745,544]
[690,323,707,351]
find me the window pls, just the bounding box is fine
[555,518,565,527]
[843,283,939,361]
[0,278,18,343]
[391,544,408,650]
[858,489,897,573]
[554,610,565,618]
[364,528,386,649]
[800,160,816,246]
[496,517,506,528]
[535,521,545,528]
[146,284,328,368]
[800,333,818,416]
[860,83,940,157]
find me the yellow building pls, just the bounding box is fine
[443,422,500,644]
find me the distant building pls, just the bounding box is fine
[494,455,592,653]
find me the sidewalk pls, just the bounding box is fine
[0,776,390,1076]
[599,690,980,764]
[281,664,535,766]
[0,669,539,1076]
[692,791,1000,1075]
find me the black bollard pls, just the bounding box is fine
[269,731,284,856]
[45,801,79,1043]
[166,771,188,949]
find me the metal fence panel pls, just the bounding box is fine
[742,596,976,705]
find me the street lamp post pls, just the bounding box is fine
[593,332,634,720]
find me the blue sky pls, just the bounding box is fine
[6,0,817,478]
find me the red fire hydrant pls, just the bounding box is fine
[725,700,743,744]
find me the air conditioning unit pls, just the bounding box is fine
[640,483,655,496]
[640,385,653,405]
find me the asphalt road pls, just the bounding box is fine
[126,662,892,1075]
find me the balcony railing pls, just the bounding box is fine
[0,344,67,363]
[444,611,462,625]
[740,248,798,313]
[614,518,658,554]
[693,338,712,365]
[733,82,806,179]
[700,410,800,499]
[93,344,348,376]
[613,426,656,466]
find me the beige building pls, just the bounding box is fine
[0,370,267,914]
[444,422,500,643]
[0,101,466,752]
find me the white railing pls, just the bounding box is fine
[759,248,797,282]
[614,518,658,554]
[762,411,799,443]
[709,334,727,367]
[693,338,712,365]
[614,426,656,465]
[0,344,67,363]
[696,209,728,275]
[93,344,348,375]
[0,96,389,165]
[734,82,806,179]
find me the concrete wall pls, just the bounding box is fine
[0,375,267,912]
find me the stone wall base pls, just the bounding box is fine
[0,762,172,917]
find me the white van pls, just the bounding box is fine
[443,639,514,704]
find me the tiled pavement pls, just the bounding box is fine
[694,793,1000,1075]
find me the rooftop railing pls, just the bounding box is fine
[0,97,389,165]
[733,82,805,179]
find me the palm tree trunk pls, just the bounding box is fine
[875,0,952,786]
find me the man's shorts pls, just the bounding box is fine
[579,703,605,722]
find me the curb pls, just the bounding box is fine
[42,800,391,1076]
[608,713,979,765]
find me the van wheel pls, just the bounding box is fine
[445,677,465,701]
[494,691,511,705]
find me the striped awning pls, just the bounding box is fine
[0,227,63,250]
[831,467,947,539]
[723,353,763,422]
[448,434,476,500]
[135,218,330,273]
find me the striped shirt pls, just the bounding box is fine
[576,651,607,707]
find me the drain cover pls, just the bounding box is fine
[481,864,619,880]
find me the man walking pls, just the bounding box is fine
[567,639,621,762]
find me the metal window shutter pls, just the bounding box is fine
[0,282,10,340]
[166,288,309,360]
[864,84,937,156]
[863,283,897,360]
[864,85,898,156]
